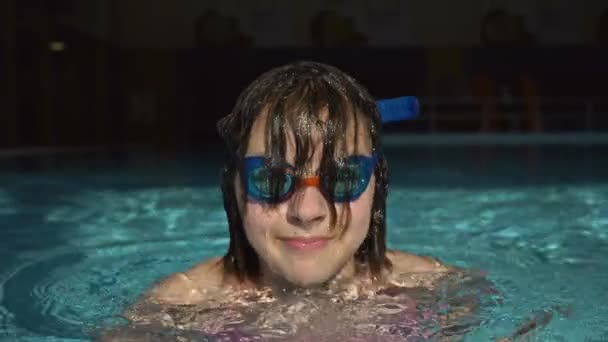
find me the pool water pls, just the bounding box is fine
[1,146,607,341]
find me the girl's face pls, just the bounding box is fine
[235,109,376,288]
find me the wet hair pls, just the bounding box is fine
[216,61,391,283]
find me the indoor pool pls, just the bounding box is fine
[0,145,607,341]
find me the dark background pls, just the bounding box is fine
[2,0,608,152]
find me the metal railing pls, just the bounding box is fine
[409,96,607,133]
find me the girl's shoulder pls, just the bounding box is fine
[384,250,452,289]
[147,257,226,305]
[386,249,449,274]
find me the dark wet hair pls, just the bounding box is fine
[216,61,391,283]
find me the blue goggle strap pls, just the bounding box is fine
[376,96,420,123]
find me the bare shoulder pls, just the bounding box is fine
[183,256,225,285]
[386,250,450,274]
[147,257,225,305]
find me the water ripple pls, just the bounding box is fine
[0,239,216,340]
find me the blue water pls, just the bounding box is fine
[1,146,607,341]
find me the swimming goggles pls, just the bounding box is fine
[241,96,418,203]
[243,153,378,203]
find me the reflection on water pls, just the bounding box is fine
[99,270,500,341]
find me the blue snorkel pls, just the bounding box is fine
[376,96,420,123]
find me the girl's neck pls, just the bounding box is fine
[257,257,360,295]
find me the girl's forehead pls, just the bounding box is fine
[244,108,373,158]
